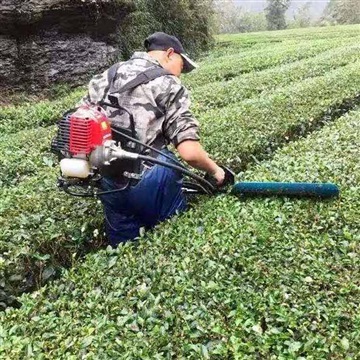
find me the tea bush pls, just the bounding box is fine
[0,25,359,358]
[0,127,56,187]
[1,109,359,358]
[184,35,360,88]
[200,61,360,167]
[192,44,360,111]
[0,87,85,135]
[1,25,360,310]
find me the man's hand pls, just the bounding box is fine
[211,166,225,185]
[176,140,225,185]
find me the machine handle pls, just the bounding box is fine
[204,166,236,193]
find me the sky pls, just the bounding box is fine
[224,0,330,20]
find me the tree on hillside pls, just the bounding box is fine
[265,0,291,30]
[318,0,336,25]
[213,0,267,34]
[320,0,360,25]
[213,0,241,33]
[239,12,267,33]
[118,0,215,58]
[291,1,312,28]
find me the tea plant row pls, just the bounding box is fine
[1,34,359,135]
[1,108,359,358]
[1,57,359,305]
[192,44,360,112]
[2,43,360,187]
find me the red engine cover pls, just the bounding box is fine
[69,105,112,155]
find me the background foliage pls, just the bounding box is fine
[265,0,291,30]
[118,0,215,59]
[213,1,267,34]
[214,0,360,33]
[320,0,360,26]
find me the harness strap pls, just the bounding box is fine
[99,65,171,187]
[101,62,121,103]
[105,65,170,139]
[109,66,171,95]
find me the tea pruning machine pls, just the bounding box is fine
[51,104,339,199]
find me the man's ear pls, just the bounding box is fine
[166,48,175,58]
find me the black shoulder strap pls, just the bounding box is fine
[108,63,121,84]
[101,62,121,103]
[109,67,171,95]
[103,66,171,143]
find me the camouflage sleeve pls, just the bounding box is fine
[75,68,111,107]
[162,81,200,147]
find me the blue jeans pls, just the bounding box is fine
[99,150,187,247]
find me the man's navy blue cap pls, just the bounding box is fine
[144,32,198,73]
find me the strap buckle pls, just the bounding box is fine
[123,171,142,180]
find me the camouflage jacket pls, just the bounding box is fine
[77,52,200,149]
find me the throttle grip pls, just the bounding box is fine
[204,166,235,192]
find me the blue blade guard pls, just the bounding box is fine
[232,182,339,198]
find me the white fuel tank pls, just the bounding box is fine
[60,158,91,179]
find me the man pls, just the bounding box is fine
[78,32,225,247]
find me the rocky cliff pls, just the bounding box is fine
[0,0,135,92]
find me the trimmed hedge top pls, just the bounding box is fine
[1,108,359,359]
[0,25,360,358]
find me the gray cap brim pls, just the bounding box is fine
[181,53,198,73]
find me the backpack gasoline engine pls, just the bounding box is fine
[51,104,234,197]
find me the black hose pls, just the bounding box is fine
[62,154,216,197]
[110,126,187,169]
[110,125,216,192]
[182,181,210,194]
[101,101,187,170]
[64,188,94,197]
[137,154,216,194]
